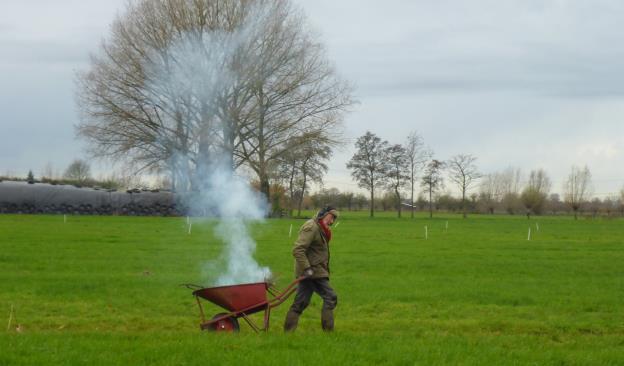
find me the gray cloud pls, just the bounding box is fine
[311,0,624,98]
[2,0,624,196]
[0,39,90,65]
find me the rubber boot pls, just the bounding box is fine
[321,309,334,331]
[284,310,300,332]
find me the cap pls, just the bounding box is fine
[318,206,339,219]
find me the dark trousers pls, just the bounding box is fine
[288,277,337,314]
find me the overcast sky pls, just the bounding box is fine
[1,0,624,197]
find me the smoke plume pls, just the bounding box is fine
[139,3,275,286]
[196,158,271,286]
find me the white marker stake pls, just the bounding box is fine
[445,221,448,231]
[188,222,192,235]
[425,226,428,240]
[63,214,67,224]
[7,305,13,332]
[527,227,531,241]
[289,224,293,238]
[536,222,540,231]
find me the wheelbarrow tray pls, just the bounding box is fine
[193,282,268,315]
[188,277,304,332]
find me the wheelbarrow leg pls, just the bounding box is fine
[264,307,271,331]
[195,296,206,324]
[239,313,261,333]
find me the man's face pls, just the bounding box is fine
[323,213,336,226]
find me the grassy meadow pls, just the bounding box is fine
[0,212,623,365]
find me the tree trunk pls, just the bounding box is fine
[259,168,271,214]
[195,130,211,192]
[297,172,307,217]
[429,186,433,219]
[462,187,467,219]
[288,163,296,217]
[395,188,401,218]
[256,87,270,214]
[370,189,374,218]
[410,179,415,219]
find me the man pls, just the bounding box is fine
[284,206,339,332]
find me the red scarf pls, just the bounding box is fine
[317,219,332,242]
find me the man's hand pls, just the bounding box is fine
[303,268,314,278]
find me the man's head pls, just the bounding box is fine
[317,206,339,226]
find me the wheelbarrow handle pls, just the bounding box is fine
[295,276,307,283]
[180,283,204,290]
[266,276,307,307]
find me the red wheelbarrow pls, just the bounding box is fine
[184,277,304,332]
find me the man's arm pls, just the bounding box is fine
[292,222,315,271]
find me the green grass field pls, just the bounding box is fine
[1,212,623,365]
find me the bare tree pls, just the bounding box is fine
[338,192,355,211]
[521,169,551,218]
[346,131,390,218]
[499,167,522,195]
[478,173,503,214]
[602,196,617,217]
[296,145,331,216]
[276,149,300,216]
[353,193,368,210]
[563,165,592,220]
[41,162,56,180]
[277,140,330,217]
[234,0,353,202]
[75,0,353,206]
[405,132,431,218]
[64,159,92,184]
[620,186,624,216]
[447,154,481,218]
[421,159,445,218]
[384,144,409,218]
[547,193,565,215]
[499,167,522,214]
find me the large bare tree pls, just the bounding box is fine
[384,144,409,218]
[405,132,431,218]
[75,0,352,205]
[346,131,390,218]
[563,165,592,220]
[77,0,249,186]
[447,154,481,218]
[277,140,330,217]
[421,159,445,219]
[233,1,352,201]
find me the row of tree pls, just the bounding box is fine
[346,131,431,218]
[346,131,483,219]
[479,166,594,219]
[15,160,92,185]
[304,187,624,218]
[346,131,611,220]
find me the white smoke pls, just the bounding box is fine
[137,3,277,286]
[197,158,271,286]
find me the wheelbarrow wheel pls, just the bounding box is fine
[208,313,240,332]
